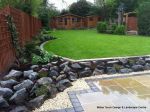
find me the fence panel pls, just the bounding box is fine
[0,6,42,74]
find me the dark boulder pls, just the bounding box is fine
[56,74,66,82]
[63,65,71,73]
[57,79,72,87]
[59,62,69,69]
[71,63,82,69]
[0,79,18,89]
[144,63,150,70]
[27,95,45,109]
[0,87,13,99]
[78,68,92,78]
[49,70,59,79]
[0,96,9,108]
[119,68,133,74]
[9,88,28,105]
[106,67,117,74]
[68,72,77,82]
[93,68,104,75]
[50,66,59,71]
[37,77,53,86]
[24,70,38,80]
[145,58,150,63]
[30,65,40,72]
[132,65,144,72]
[4,70,22,80]
[9,106,29,112]
[136,59,145,65]
[119,58,128,64]
[13,79,33,91]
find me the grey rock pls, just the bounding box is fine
[80,62,92,67]
[132,65,144,72]
[0,87,13,98]
[59,62,69,69]
[119,68,133,74]
[78,69,92,78]
[50,66,59,71]
[13,79,33,91]
[63,65,71,73]
[10,106,29,112]
[57,79,72,88]
[49,70,59,78]
[119,58,128,64]
[56,84,66,92]
[136,59,145,65]
[31,65,39,72]
[27,95,45,109]
[71,63,82,69]
[107,60,119,65]
[9,88,28,105]
[107,67,117,74]
[24,70,38,80]
[0,96,9,108]
[56,74,66,82]
[4,70,22,80]
[144,63,150,70]
[37,77,53,85]
[93,68,104,75]
[145,58,150,63]
[0,79,18,88]
[68,72,77,82]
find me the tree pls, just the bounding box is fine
[69,0,92,16]
[60,9,69,15]
[138,1,150,35]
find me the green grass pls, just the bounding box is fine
[43,29,150,60]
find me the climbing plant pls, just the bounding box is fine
[6,15,22,61]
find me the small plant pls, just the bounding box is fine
[114,25,125,35]
[35,85,49,97]
[32,51,53,64]
[111,24,117,34]
[97,22,107,33]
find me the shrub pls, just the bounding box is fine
[97,22,107,33]
[114,25,125,35]
[32,51,53,64]
[138,2,150,36]
[111,24,117,34]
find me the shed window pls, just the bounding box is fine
[89,17,93,21]
[58,18,63,22]
[77,18,81,22]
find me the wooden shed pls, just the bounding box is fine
[50,14,100,29]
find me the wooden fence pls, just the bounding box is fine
[0,6,42,74]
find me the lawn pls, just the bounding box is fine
[43,29,150,60]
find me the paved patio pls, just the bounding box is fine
[77,75,150,112]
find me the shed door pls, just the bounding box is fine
[65,18,67,25]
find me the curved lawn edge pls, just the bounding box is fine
[41,41,150,62]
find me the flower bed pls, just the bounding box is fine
[0,56,150,111]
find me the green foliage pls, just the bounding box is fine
[138,1,150,36]
[35,85,48,97]
[6,15,22,59]
[111,23,117,34]
[69,0,92,16]
[114,25,125,35]
[97,22,107,33]
[32,51,53,64]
